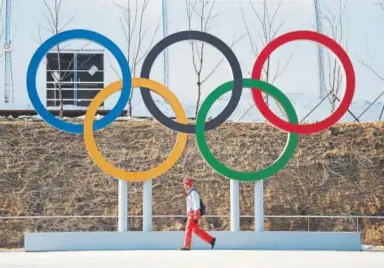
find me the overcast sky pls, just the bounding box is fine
[1,0,383,121]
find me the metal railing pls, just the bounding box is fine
[1,214,383,232]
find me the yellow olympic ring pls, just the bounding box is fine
[83,78,188,182]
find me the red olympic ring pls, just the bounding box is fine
[251,30,356,134]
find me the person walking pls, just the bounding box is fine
[179,177,216,250]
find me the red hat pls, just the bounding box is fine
[184,178,193,187]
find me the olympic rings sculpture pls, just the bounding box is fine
[26,29,355,182]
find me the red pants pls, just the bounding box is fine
[183,217,213,248]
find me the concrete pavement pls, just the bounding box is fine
[0,250,383,268]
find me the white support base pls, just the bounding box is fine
[254,180,264,232]
[118,180,128,232]
[24,231,361,252]
[143,180,152,231]
[230,180,240,231]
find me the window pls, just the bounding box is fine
[46,51,104,108]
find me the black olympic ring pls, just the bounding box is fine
[140,30,243,134]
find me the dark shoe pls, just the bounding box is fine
[210,237,216,249]
[179,247,191,251]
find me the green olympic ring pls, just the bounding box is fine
[196,79,299,181]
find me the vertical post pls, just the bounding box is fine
[143,180,152,231]
[162,0,169,87]
[142,0,168,233]
[230,180,240,231]
[118,180,128,231]
[254,180,264,232]
[3,0,13,104]
[73,53,78,106]
[314,0,326,99]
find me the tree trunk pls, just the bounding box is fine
[195,79,202,119]
[265,56,271,108]
[57,45,63,118]
[128,89,134,117]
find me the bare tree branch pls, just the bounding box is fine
[200,33,245,84]
[378,0,384,10]
[135,18,161,65]
[320,0,348,112]
[107,52,122,80]
[43,0,56,33]
[379,103,384,120]
[301,0,359,121]
[360,2,384,82]
[112,0,160,116]
[185,0,243,118]
[186,0,200,75]
[58,15,75,32]
[238,0,289,121]
[240,7,258,57]
[185,0,219,118]
[38,0,76,118]
[359,60,384,81]
[359,2,384,121]
[272,53,293,82]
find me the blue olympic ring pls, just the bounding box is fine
[26,29,132,134]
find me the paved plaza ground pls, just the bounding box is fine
[0,250,383,268]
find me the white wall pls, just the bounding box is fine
[0,0,383,121]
